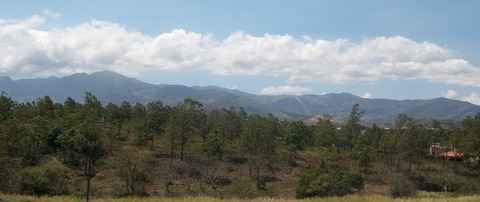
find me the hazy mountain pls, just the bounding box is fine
[261,93,479,123]
[1,70,479,123]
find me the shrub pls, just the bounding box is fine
[228,156,248,165]
[296,168,364,199]
[455,182,480,195]
[410,175,443,192]
[17,159,72,196]
[227,179,255,199]
[388,175,416,198]
[17,167,49,196]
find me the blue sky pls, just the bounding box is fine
[1,0,480,105]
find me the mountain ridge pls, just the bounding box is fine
[1,70,479,123]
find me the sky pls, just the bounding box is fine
[1,1,480,105]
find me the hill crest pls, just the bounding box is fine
[1,71,479,124]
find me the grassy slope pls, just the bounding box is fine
[1,193,480,202]
[3,124,479,200]
[66,132,480,199]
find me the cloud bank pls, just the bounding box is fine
[463,93,480,106]
[443,90,480,106]
[2,15,480,88]
[260,86,312,95]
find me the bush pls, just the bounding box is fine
[227,179,255,199]
[228,156,248,165]
[410,175,443,192]
[388,175,416,198]
[296,168,364,199]
[211,176,231,186]
[455,182,480,195]
[17,159,72,196]
[17,167,49,196]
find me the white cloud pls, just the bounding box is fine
[462,93,480,106]
[2,14,480,89]
[260,86,312,95]
[442,90,458,99]
[42,9,61,18]
[361,92,372,99]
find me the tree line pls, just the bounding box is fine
[1,92,480,199]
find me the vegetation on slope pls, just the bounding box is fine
[1,92,480,200]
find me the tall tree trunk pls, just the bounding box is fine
[408,154,412,177]
[170,134,174,168]
[396,154,401,172]
[389,150,393,171]
[180,142,185,161]
[150,136,154,151]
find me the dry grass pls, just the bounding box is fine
[1,193,480,202]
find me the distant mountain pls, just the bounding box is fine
[1,70,479,123]
[262,93,479,123]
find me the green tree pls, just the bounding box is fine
[143,101,168,150]
[19,116,50,166]
[353,124,384,177]
[0,92,15,122]
[340,104,364,153]
[17,159,72,196]
[313,115,337,147]
[284,120,311,151]
[461,113,480,167]
[63,97,78,112]
[393,114,411,172]
[296,168,364,199]
[394,115,433,177]
[242,114,277,189]
[57,127,84,165]
[131,103,146,146]
[105,102,123,152]
[168,99,201,162]
[215,107,244,145]
[0,118,23,156]
[203,132,224,160]
[83,92,103,119]
[35,96,56,120]
[120,100,133,122]
[194,108,219,141]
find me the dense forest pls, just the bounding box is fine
[1,91,480,199]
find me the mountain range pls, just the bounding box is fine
[1,70,479,124]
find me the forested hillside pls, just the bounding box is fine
[2,71,480,123]
[1,92,480,199]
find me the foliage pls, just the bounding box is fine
[313,115,337,147]
[296,168,364,199]
[242,114,277,185]
[0,92,15,122]
[388,175,416,198]
[109,146,151,196]
[284,120,312,151]
[410,175,444,192]
[203,132,224,160]
[227,179,256,199]
[17,159,72,196]
[2,93,480,200]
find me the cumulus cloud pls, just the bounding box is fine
[442,90,458,99]
[2,14,480,88]
[260,86,312,95]
[462,93,480,106]
[361,92,372,99]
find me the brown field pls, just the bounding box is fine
[1,193,480,202]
